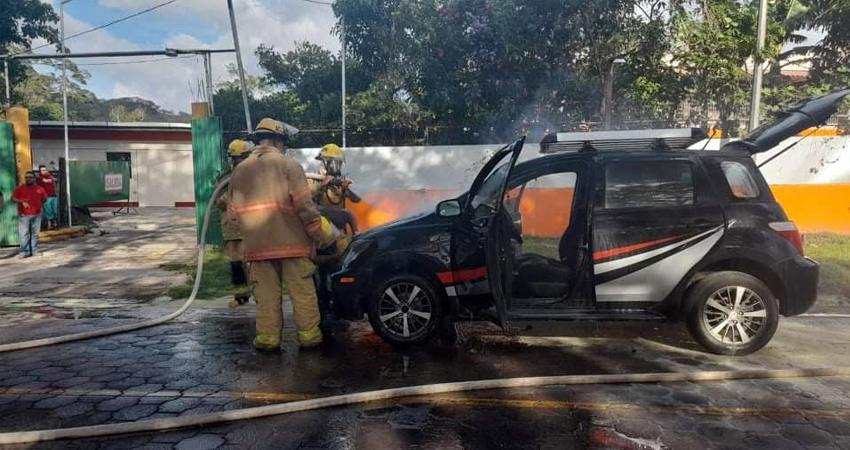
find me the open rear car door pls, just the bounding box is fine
[463,138,525,329]
[723,88,850,154]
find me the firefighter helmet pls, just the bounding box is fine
[227,139,254,157]
[317,143,344,176]
[252,118,299,142]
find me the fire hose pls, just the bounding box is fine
[0,178,849,444]
[1,368,849,444]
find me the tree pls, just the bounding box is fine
[673,0,763,135]
[109,105,146,122]
[215,63,269,95]
[761,0,850,120]
[0,0,59,114]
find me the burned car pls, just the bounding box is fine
[329,89,849,355]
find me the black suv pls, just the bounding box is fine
[330,90,849,355]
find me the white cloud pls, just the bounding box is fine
[31,0,340,114]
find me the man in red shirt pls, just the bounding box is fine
[37,165,58,230]
[11,171,48,257]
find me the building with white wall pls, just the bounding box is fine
[30,121,196,207]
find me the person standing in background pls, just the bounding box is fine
[216,139,254,308]
[11,171,48,257]
[37,165,58,230]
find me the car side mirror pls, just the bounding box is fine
[437,199,462,217]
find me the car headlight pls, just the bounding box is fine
[341,238,375,268]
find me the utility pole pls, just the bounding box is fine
[749,0,769,131]
[61,0,73,227]
[202,52,214,115]
[602,58,625,131]
[341,18,347,148]
[3,58,9,108]
[227,0,252,132]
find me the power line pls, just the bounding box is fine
[299,0,333,5]
[8,0,180,58]
[75,55,195,66]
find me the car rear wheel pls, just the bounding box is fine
[685,271,779,356]
[368,274,444,345]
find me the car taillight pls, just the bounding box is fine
[770,221,804,256]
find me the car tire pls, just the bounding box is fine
[368,274,444,346]
[685,271,779,356]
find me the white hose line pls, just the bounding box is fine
[1,367,848,444]
[0,177,230,354]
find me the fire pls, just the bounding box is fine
[347,190,458,231]
[349,198,403,229]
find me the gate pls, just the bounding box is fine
[0,122,18,246]
[191,117,225,246]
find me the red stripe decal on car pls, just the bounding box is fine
[437,267,488,285]
[593,234,690,262]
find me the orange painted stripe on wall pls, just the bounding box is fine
[769,184,850,234]
[345,185,850,237]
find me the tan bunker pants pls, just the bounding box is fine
[250,257,323,345]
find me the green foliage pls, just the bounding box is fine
[161,249,238,300]
[804,233,850,297]
[218,0,848,142]
[109,105,147,122]
[0,0,59,116]
[672,0,762,135]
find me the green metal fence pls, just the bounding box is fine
[69,161,130,206]
[191,117,225,246]
[0,123,18,246]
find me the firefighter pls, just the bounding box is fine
[228,119,335,351]
[308,143,361,234]
[216,139,254,308]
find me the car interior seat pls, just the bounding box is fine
[512,210,587,300]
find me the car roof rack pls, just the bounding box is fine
[539,128,706,154]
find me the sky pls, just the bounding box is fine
[32,0,341,114]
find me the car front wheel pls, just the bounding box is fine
[368,274,444,345]
[685,271,780,356]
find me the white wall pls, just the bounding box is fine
[28,135,847,208]
[288,143,542,191]
[30,139,195,207]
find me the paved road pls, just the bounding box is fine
[0,208,194,300]
[1,303,850,450]
[1,208,849,449]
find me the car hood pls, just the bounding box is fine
[358,211,434,239]
[722,88,850,153]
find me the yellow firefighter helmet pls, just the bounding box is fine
[317,143,344,161]
[252,118,299,141]
[317,143,345,176]
[227,139,254,157]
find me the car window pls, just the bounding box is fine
[605,160,694,208]
[721,161,760,198]
[506,172,578,259]
[471,161,511,211]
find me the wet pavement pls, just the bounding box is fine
[1,305,850,450]
[1,208,850,449]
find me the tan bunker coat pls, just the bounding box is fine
[227,145,325,345]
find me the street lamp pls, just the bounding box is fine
[60,0,74,227]
[749,0,769,131]
[602,57,626,131]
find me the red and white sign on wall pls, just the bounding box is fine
[104,173,123,193]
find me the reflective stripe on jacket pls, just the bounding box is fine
[228,145,323,261]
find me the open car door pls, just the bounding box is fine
[723,88,850,154]
[464,138,525,329]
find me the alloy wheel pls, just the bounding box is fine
[378,282,433,339]
[702,286,768,345]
